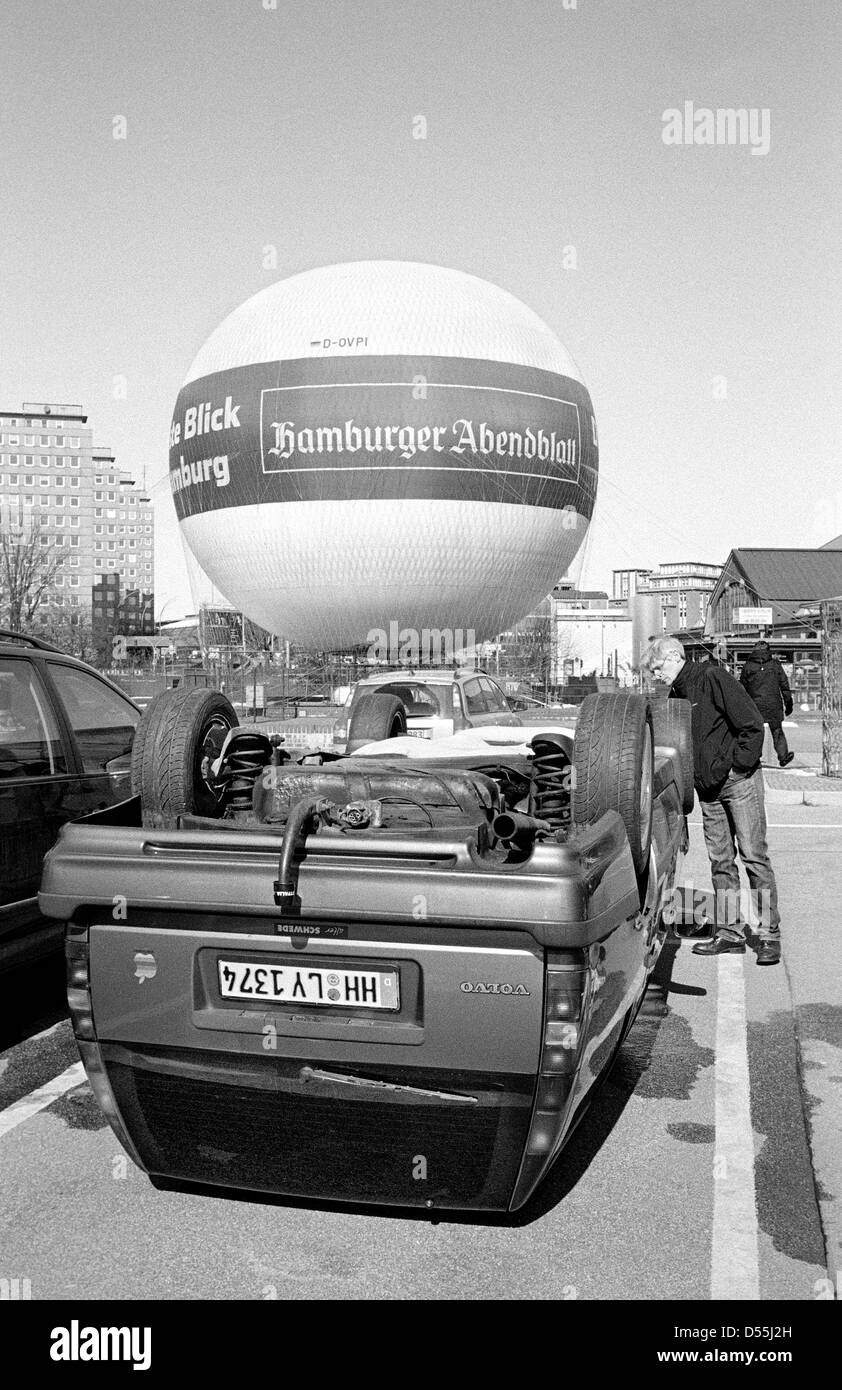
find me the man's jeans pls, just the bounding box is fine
[766,719,790,765]
[700,767,781,942]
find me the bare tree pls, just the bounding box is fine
[0,516,66,631]
[498,601,558,697]
[36,604,95,663]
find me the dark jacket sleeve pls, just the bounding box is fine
[778,663,793,715]
[708,667,764,773]
[739,667,750,692]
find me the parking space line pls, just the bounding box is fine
[711,954,760,1301]
[0,1062,85,1139]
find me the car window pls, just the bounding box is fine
[368,683,444,717]
[47,663,139,774]
[0,658,67,778]
[462,678,486,716]
[479,677,510,714]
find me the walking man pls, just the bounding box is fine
[739,640,795,767]
[643,636,782,964]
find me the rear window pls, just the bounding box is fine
[356,683,446,718]
[47,663,139,774]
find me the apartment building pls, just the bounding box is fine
[613,561,721,633]
[0,401,154,616]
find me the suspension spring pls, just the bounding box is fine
[529,735,572,829]
[222,735,272,813]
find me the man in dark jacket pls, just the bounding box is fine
[643,637,781,964]
[739,641,795,766]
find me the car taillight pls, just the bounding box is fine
[66,931,95,1040]
[510,951,593,1208]
[65,926,143,1166]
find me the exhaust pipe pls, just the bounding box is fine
[492,811,552,846]
[274,796,333,913]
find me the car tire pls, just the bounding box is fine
[135,687,238,826]
[346,693,408,753]
[650,696,695,814]
[130,689,178,803]
[572,691,654,876]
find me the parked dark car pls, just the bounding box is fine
[0,631,140,971]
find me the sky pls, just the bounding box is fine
[2,0,840,619]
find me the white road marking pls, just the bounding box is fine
[711,954,760,1301]
[0,1063,86,1139]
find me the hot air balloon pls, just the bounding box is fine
[169,261,598,650]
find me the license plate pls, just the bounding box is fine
[406,728,432,738]
[217,959,400,1010]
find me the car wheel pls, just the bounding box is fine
[135,687,239,825]
[130,689,176,802]
[650,695,695,814]
[572,691,654,876]
[346,693,408,753]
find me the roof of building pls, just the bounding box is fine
[820,533,842,549]
[555,589,609,600]
[710,548,842,624]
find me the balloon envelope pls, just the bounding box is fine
[169,261,598,648]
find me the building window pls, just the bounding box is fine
[94,491,103,500]
[70,498,79,507]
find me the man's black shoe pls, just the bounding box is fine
[756,939,781,965]
[780,752,795,767]
[692,936,746,956]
